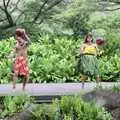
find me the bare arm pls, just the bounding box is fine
[5,48,16,58]
[76,44,85,56]
[79,44,85,55]
[94,44,104,55]
[16,37,28,48]
[95,44,99,53]
[25,34,30,45]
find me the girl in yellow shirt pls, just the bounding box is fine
[76,34,102,88]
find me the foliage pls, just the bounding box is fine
[0,0,95,38]
[104,31,120,56]
[99,55,120,81]
[32,96,112,120]
[0,37,14,83]
[88,1,120,29]
[29,35,80,83]
[0,34,120,83]
[62,0,92,37]
[0,94,33,118]
[1,0,120,39]
[66,9,90,37]
[112,85,120,93]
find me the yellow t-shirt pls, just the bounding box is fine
[83,45,97,55]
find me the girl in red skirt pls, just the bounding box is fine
[11,28,30,90]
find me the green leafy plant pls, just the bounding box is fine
[32,96,112,120]
[0,35,119,83]
[0,94,33,118]
[99,55,120,81]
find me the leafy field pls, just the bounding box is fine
[0,34,120,84]
[0,0,120,120]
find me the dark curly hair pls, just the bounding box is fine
[15,28,30,43]
[84,34,93,43]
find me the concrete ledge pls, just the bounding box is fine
[0,82,119,96]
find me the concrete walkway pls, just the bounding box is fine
[0,82,119,96]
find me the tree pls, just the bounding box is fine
[1,0,119,37]
[97,0,120,11]
[0,0,23,29]
[0,0,65,29]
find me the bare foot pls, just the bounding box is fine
[13,85,16,89]
[96,82,101,88]
[82,82,84,89]
[22,86,25,91]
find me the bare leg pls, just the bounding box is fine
[95,75,101,86]
[22,74,29,90]
[12,73,18,89]
[80,75,88,89]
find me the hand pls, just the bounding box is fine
[99,50,104,55]
[76,54,80,58]
[5,54,12,59]
[5,53,9,58]
[5,52,14,59]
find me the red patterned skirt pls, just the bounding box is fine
[13,56,29,76]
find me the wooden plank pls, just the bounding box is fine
[0,82,119,96]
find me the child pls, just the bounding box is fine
[11,28,30,90]
[76,34,103,88]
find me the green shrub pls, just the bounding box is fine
[0,35,119,83]
[110,85,120,93]
[104,31,120,56]
[0,37,14,83]
[32,96,112,120]
[0,95,33,118]
[27,35,81,83]
[99,55,120,81]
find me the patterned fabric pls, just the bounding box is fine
[76,54,99,76]
[14,56,29,76]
